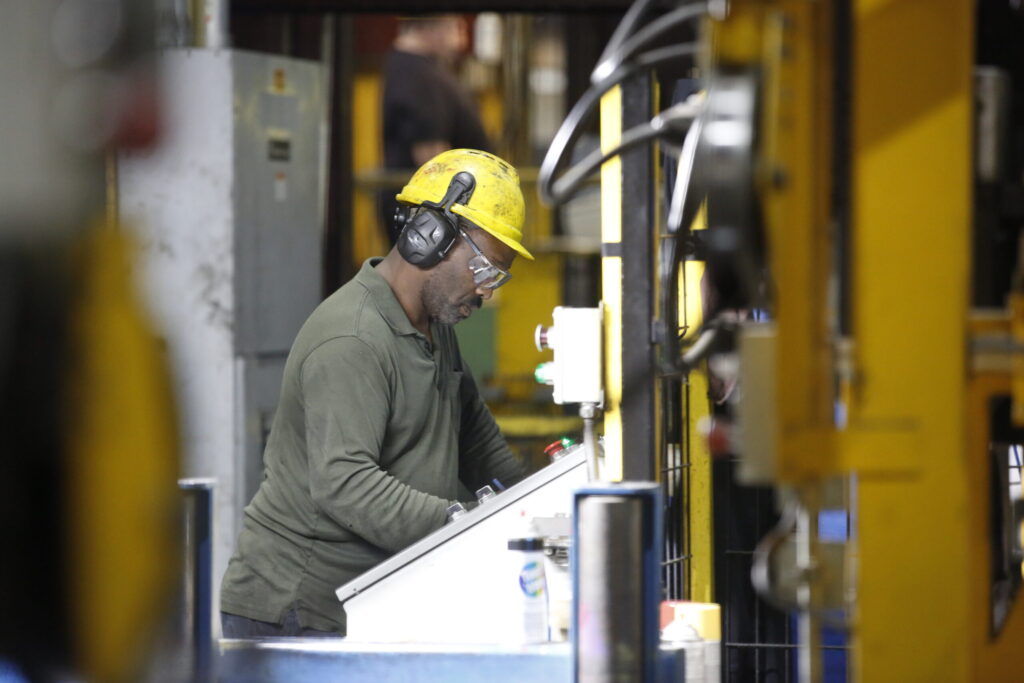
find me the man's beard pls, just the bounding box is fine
[422,270,481,325]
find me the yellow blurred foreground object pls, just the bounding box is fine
[66,222,180,682]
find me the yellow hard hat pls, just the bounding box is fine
[396,149,534,260]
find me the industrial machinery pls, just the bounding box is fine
[11,1,1022,681]
[539,0,1024,680]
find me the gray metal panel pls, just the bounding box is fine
[237,355,288,507]
[335,448,587,603]
[232,51,325,355]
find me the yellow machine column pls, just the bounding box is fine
[710,0,1024,680]
[600,75,657,483]
[847,1,975,679]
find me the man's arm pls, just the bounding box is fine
[457,363,528,492]
[302,337,452,552]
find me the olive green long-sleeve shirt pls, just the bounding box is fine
[220,258,526,632]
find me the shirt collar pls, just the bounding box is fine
[355,257,422,337]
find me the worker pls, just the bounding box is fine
[220,148,532,637]
[379,15,492,244]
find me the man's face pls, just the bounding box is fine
[422,228,515,325]
[426,17,467,64]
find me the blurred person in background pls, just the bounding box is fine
[379,15,493,244]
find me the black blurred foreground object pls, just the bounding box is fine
[0,245,74,681]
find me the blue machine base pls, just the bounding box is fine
[217,640,688,683]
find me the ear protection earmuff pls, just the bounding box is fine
[396,171,476,268]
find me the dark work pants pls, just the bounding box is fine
[221,609,337,638]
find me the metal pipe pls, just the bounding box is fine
[180,478,215,681]
[577,495,644,682]
[157,0,227,48]
[796,485,823,683]
[975,66,1011,183]
[192,0,228,49]
[574,488,663,683]
[580,402,600,480]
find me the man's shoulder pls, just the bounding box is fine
[383,50,449,95]
[385,49,436,73]
[294,280,393,355]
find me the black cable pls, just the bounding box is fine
[550,125,663,203]
[665,99,703,236]
[592,3,708,85]
[539,42,698,206]
[679,324,720,370]
[655,224,685,373]
[654,115,704,374]
[538,0,707,208]
[596,0,659,74]
[539,0,711,374]
[548,102,696,204]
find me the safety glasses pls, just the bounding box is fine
[460,228,512,290]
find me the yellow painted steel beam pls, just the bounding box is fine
[1011,294,1024,426]
[849,0,974,680]
[600,85,625,482]
[710,1,1024,679]
[494,415,584,437]
[683,255,714,603]
[734,0,836,482]
[709,0,837,481]
[707,2,766,64]
[352,71,388,266]
[495,251,563,400]
[967,313,1024,681]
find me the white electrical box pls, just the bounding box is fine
[534,306,604,406]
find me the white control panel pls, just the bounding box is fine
[337,448,587,643]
